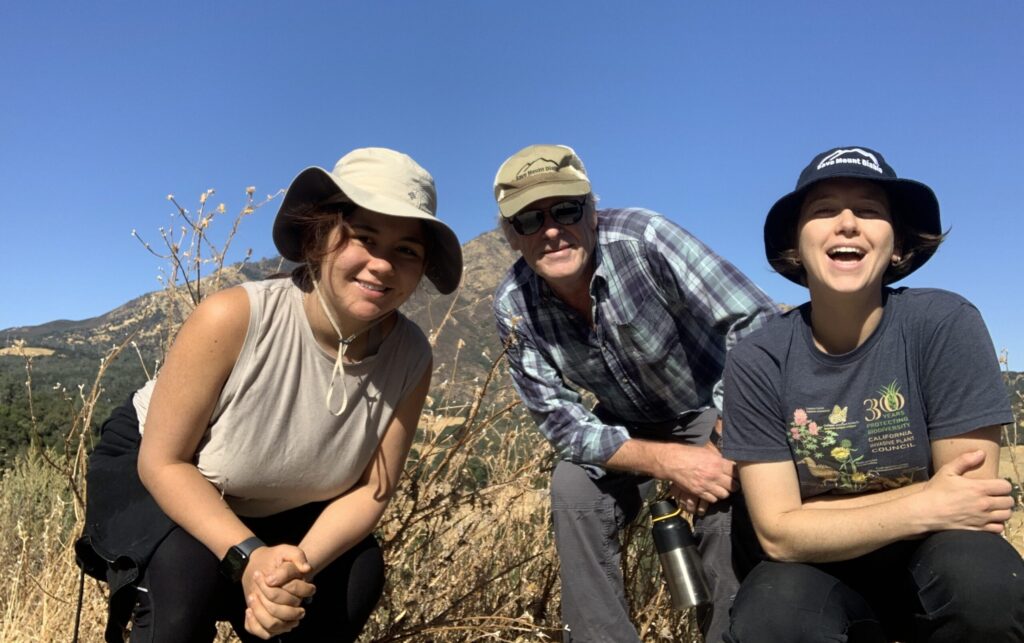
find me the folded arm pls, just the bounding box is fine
[741,426,1012,563]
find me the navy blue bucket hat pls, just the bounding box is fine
[764,146,942,285]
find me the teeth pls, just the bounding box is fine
[827,247,864,257]
[358,281,386,292]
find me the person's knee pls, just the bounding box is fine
[728,562,879,643]
[311,535,386,629]
[911,531,1024,638]
[133,528,220,642]
[348,536,386,610]
[550,460,603,509]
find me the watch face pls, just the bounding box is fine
[219,537,264,583]
[220,546,249,583]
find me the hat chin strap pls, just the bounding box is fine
[313,278,392,416]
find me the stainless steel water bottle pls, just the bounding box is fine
[650,499,711,609]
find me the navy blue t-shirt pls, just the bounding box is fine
[722,288,1012,499]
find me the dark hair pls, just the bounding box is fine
[283,200,356,290]
[774,188,947,287]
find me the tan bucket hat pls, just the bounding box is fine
[493,144,591,217]
[273,147,463,294]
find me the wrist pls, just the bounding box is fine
[219,536,266,583]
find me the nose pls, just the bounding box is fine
[835,208,859,234]
[539,213,568,238]
[366,249,397,275]
[541,221,561,238]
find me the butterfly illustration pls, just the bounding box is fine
[828,405,848,425]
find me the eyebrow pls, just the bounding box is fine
[350,222,427,246]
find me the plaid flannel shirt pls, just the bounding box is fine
[494,208,775,468]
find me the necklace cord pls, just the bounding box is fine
[313,279,389,416]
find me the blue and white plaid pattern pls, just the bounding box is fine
[494,208,775,466]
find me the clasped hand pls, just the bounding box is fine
[241,544,317,639]
[922,450,1014,533]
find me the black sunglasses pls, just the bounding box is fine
[508,199,587,235]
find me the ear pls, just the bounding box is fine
[891,241,903,265]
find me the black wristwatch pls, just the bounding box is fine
[219,536,266,583]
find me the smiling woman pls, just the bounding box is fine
[721,146,1024,642]
[75,148,463,643]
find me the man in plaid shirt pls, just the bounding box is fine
[492,145,775,642]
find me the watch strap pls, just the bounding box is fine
[234,536,266,558]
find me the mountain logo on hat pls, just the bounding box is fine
[515,157,560,181]
[816,148,883,174]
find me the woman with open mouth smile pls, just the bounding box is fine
[721,146,1023,642]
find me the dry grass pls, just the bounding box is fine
[0,344,702,642]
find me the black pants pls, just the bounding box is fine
[131,503,384,643]
[726,530,1024,642]
[82,396,385,643]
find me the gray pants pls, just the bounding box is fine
[550,408,738,643]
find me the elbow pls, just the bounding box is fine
[136,442,172,495]
[760,542,802,563]
[754,530,805,563]
[136,450,157,493]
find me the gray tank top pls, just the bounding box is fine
[133,278,431,517]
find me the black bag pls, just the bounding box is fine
[75,397,176,643]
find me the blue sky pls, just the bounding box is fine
[2,2,1022,365]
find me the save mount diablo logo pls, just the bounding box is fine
[816,148,884,174]
[515,157,560,181]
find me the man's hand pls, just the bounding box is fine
[606,432,737,515]
[658,440,737,509]
[668,439,737,515]
[241,545,316,639]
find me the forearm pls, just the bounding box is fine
[298,484,387,575]
[139,460,253,559]
[759,493,934,562]
[801,482,924,510]
[604,438,664,477]
[607,437,736,506]
[751,448,1011,563]
[292,361,426,576]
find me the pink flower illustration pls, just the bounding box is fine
[790,427,801,440]
[808,422,819,436]
[793,409,808,425]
